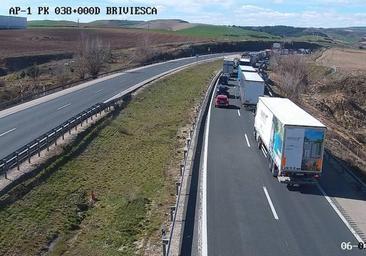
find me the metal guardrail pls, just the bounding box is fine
[0,55,226,179]
[162,71,221,256]
[0,97,124,177]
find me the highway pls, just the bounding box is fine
[0,54,225,160]
[182,78,363,256]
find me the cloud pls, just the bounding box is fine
[235,4,366,27]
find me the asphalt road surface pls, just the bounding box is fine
[0,54,226,160]
[182,78,362,256]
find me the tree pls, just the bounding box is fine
[85,37,111,78]
[134,34,154,64]
[270,54,308,99]
[56,65,70,89]
[26,63,40,93]
[75,33,111,79]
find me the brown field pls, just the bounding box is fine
[0,27,202,57]
[316,48,366,72]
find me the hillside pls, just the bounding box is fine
[86,20,143,28]
[175,25,280,40]
[130,19,195,31]
[28,20,79,27]
[241,25,366,46]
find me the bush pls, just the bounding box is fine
[270,54,308,99]
[0,80,5,87]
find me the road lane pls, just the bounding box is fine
[197,78,361,256]
[0,54,227,159]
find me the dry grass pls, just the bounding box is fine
[316,48,366,72]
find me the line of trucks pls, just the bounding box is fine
[222,57,326,186]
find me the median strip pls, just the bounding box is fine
[0,60,222,256]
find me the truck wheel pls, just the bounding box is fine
[271,164,278,177]
[253,130,257,140]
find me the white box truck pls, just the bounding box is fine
[223,57,235,76]
[239,57,251,66]
[239,65,256,73]
[238,69,265,105]
[254,97,326,186]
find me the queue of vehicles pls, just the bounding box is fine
[216,53,326,186]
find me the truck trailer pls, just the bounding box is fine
[239,65,256,73]
[223,57,235,76]
[238,68,265,105]
[254,97,326,186]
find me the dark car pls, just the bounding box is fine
[219,75,228,85]
[215,95,229,108]
[216,85,230,97]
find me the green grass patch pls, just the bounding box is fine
[28,20,79,27]
[0,61,221,255]
[175,25,279,40]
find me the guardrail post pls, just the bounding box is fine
[187,137,191,147]
[75,124,77,131]
[16,151,20,170]
[54,130,58,146]
[176,182,180,196]
[47,136,50,151]
[37,139,41,157]
[27,145,31,163]
[180,163,184,176]
[170,206,175,222]
[162,238,169,256]
[3,160,8,180]
[183,147,188,160]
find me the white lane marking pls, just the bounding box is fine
[57,103,71,111]
[244,133,251,148]
[201,80,216,256]
[0,127,16,137]
[269,91,273,96]
[263,186,279,220]
[95,89,104,93]
[237,110,241,117]
[317,184,364,243]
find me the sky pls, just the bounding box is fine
[1,0,365,28]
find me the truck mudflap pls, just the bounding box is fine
[277,174,320,186]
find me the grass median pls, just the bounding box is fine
[0,60,221,255]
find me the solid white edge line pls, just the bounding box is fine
[263,186,279,220]
[244,133,251,148]
[237,109,241,117]
[0,127,16,137]
[57,103,71,111]
[201,78,217,256]
[316,183,364,243]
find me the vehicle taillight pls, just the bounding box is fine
[314,174,320,179]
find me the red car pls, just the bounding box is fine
[215,95,229,108]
